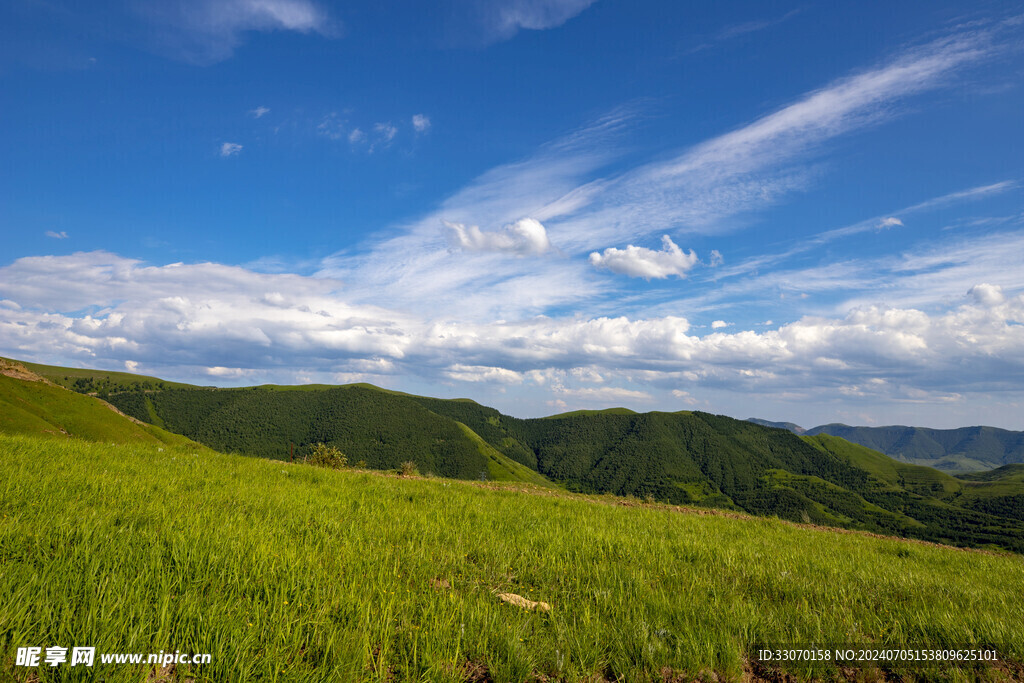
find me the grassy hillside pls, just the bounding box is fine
[96,379,1024,552]
[401,399,1024,553]
[9,357,1023,552]
[18,358,200,395]
[1,433,1022,682]
[0,364,196,449]
[806,423,1024,472]
[960,464,1024,482]
[107,385,554,485]
[953,464,1024,523]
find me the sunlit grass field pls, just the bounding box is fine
[1,434,1022,682]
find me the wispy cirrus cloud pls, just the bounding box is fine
[554,27,1000,253]
[467,0,596,44]
[369,122,398,152]
[716,8,802,41]
[686,7,802,54]
[712,180,1018,283]
[130,0,336,64]
[3,22,1023,426]
[315,25,1005,326]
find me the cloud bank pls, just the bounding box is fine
[2,251,1023,417]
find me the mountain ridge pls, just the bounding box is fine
[6,357,1024,552]
[747,417,1024,472]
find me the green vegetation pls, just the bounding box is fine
[2,434,1022,682]
[305,442,347,469]
[5,357,1023,553]
[107,385,553,486]
[0,372,195,449]
[94,375,1024,552]
[445,407,1024,552]
[17,359,200,396]
[805,423,1024,472]
[541,407,638,419]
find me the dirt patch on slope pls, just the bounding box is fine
[0,358,50,383]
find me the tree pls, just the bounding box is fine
[306,443,347,469]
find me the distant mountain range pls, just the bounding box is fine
[748,419,1024,473]
[4,356,1024,552]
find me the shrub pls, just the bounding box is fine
[306,443,347,469]
[399,461,418,477]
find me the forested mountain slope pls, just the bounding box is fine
[746,417,1024,472]
[8,357,1023,552]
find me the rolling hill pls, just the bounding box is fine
[0,358,198,448]
[5,357,1024,552]
[748,418,1024,473]
[806,423,1024,472]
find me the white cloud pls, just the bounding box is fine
[373,122,397,144]
[317,113,345,141]
[709,249,723,267]
[445,364,523,384]
[715,8,802,41]
[45,231,68,239]
[476,0,596,43]
[548,27,1000,254]
[124,360,139,372]
[446,218,553,256]
[713,180,1017,284]
[969,283,1005,307]
[2,251,1024,417]
[138,0,334,64]
[671,389,699,405]
[552,385,653,402]
[589,235,698,279]
[3,25,1019,424]
[249,106,270,118]
[205,366,253,378]
[711,320,730,330]
[879,216,903,228]
[220,142,243,157]
[412,114,431,133]
[348,128,365,144]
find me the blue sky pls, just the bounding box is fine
[2,0,1024,428]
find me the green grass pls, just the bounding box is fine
[17,359,200,392]
[804,424,1024,473]
[452,422,556,487]
[1,434,1022,682]
[960,464,1024,483]
[802,434,963,497]
[0,374,196,448]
